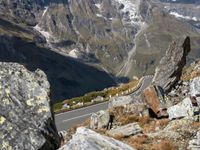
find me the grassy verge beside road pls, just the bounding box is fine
[54,78,143,114]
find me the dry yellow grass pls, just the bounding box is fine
[191,122,200,128]
[155,119,170,128]
[117,115,139,125]
[107,79,139,96]
[150,140,178,150]
[95,128,107,135]
[181,60,200,81]
[126,136,177,150]
[112,133,125,141]
[114,114,169,134]
[126,135,149,150]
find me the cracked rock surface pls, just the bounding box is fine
[0,62,60,150]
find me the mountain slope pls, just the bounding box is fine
[0,17,116,102]
[0,0,199,101]
[132,5,200,77]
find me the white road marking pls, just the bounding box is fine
[55,76,154,117]
[55,101,108,117]
[62,113,93,123]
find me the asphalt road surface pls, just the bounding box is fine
[55,75,153,131]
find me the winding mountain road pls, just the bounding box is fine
[55,75,153,131]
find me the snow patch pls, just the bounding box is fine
[34,25,52,42]
[114,0,146,76]
[170,12,200,21]
[96,13,107,20]
[96,14,103,17]
[144,33,151,48]
[42,6,48,17]
[94,2,104,13]
[68,49,78,58]
[95,3,102,9]
[34,6,52,42]
[114,0,141,25]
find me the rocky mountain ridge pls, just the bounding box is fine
[59,37,200,150]
[0,0,200,101]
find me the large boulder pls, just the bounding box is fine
[190,77,200,98]
[90,110,110,129]
[152,37,191,92]
[106,123,142,137]
[59,127,135,150]
[123,103,149,117]
[0,63,60,150]
[167,97,199,120]
[142,86,170,118]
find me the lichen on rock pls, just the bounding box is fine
[0,62,60,150]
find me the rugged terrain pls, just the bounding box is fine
[0,0,200,102]
[0,17,116,102]
[59,37,200,150]
[0,1,200,150]
[0,63,60,150]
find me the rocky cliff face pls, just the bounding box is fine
[0,0,200,100]
[35,0,143,75]
[0,17,116,102]
[0,0,144,75]
[128,0,200,77]
[152,37,191,92]
[0,0,45,25]
[60,59,200,150]
[0,63,60,150]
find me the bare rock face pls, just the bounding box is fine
[90,110,110,130]
[167,97,195,120]
[190,77,200,98]
[142,86,170,118]
[106,123,142,137]
[188,131,200,150]
[0,63,60,150]
[37,0,142,75]
[0,0,45,25]
[59,127,135,150]
[152,37,191,92]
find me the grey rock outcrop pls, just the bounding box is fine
[0,63,60,150]
[0,0,45,25]
[90,110,110,129]
[36,0,142,75]
[190,77,200,98]
[142,86,170,118]
[59,127,135,150]
[106,123,142,137]
[168,81,190,104]
[152,37,191,92]
[123,103,149,117]
[167,97,199,120]
[188,131,200,150]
